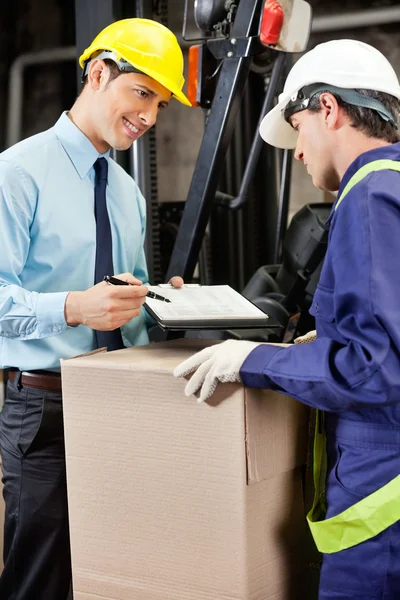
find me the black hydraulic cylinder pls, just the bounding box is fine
[228,51,286,211]
[274,148,293,263]
[166,0,264,282]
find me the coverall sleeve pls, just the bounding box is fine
[240,171,400,411]
[0,161,69,340]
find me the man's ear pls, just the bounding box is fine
[319,92,341,131]
[87,59,108,91]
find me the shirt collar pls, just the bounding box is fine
[53,111,110,179]
[326,141,400,225]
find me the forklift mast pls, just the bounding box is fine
[166,0,312,283]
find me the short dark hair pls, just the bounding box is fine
[307,89,400,143]
[80,58,123,91]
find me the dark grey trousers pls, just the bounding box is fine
[0,373,72,600]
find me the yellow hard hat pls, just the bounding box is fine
[79,18,191,106]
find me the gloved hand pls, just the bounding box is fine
[173,339,260,403]
[294,330,317,344]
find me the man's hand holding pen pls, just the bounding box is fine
[104,275,172,302]
[64,272,183,330]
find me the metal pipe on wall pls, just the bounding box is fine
[6,47,76,148]
[312,6,400,33]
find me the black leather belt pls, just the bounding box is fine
[8,370,62,392]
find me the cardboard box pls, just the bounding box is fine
[61,340,310,600]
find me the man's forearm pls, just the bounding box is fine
[0,283,69,339]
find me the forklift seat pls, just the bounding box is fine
[241,202,332,328]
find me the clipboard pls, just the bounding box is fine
[144,284,281,331]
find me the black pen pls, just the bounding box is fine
[104,275,171,303]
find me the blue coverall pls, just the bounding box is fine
[240,143,400,600]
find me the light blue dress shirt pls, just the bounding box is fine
[0,112,150,370]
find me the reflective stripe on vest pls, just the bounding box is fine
[335,158,400,211]
[307,159,400,554]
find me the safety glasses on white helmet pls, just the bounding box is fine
[283,83,398,128]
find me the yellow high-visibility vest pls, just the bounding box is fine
[307,159,400,554]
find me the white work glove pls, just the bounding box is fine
[173,339,260,403]
[294,330,317,344]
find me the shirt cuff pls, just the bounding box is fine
[240,344,285,388]
[36,291,69,337]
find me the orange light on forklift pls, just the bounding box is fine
[187,44,201,107]
[260,0,284,46]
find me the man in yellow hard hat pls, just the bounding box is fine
[0,18,190,599]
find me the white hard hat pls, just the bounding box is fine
[259,39,400,149]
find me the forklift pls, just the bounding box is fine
[165,0,331,344]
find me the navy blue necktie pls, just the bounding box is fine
[93,157,124,350]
